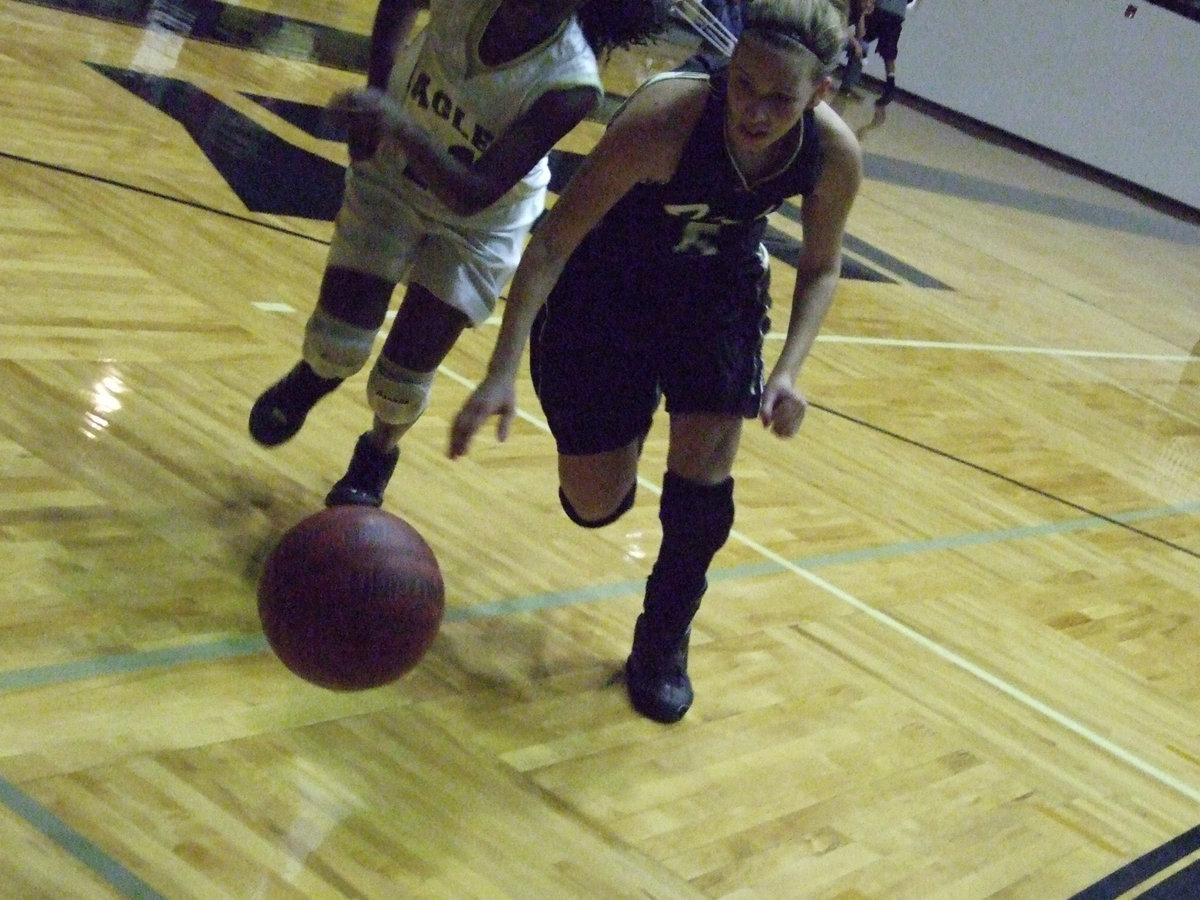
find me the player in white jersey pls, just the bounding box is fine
[249,0,666,508]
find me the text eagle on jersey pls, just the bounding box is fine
[406,68,496,166]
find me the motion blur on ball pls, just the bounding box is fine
[257,506,444,691]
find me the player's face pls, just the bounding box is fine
[725,33,830,158]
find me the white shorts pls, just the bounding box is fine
[327,165,546,325]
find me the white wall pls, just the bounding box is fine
[860,0,1200,211]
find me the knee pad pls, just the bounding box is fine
[302,307,377,379]
[367,357,435,426]
[559,483,636,529]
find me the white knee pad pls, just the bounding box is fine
[367,357,435,425]
[302,307,377,379]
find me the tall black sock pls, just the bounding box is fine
[641,471,735,641]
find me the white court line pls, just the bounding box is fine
[792,334,1196,363]
[475,317,1195,363]
[437,362,1200,804]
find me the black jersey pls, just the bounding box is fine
[571,67,823,287]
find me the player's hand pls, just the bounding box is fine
[759,380,808,438]
[448,374,518,459]
[346,108,382,162]
[328,87,401,160]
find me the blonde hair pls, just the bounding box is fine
[742,0,850,72]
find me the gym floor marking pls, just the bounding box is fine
[1,363,1196,900]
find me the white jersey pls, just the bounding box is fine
[355,0,602,230]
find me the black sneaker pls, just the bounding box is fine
[325,432,399,508]
[249,362,342,447]
[876,82,896,106]
[625,622,693,724]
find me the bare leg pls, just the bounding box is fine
[365,282,469,452]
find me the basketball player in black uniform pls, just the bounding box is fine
[450,0,861,724]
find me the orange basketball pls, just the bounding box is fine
[257,506,444,691]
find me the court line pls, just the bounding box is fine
[0,150,328,245]
[814,402,1199,561]
[1070,822,1200,900]
[778,333,1199,363]
[3,146,1195,890]
[2,367,1189,899]
[2,500,1196,694]
[1,490,1194,897]
[0,778,169,899]
[0,637,267,693]
[450,499,1200,620]
[729,522,1200,805]
[435,365,1200,804]
[482,317,1199,364]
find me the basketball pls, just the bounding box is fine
[257,506,445,691]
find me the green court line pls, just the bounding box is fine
[0,500,1195,899]
[459,501,1200,618]
[0,636,268,693]
[1,501,1196,694]
[0,778,169,899]
[711,502,1200,582]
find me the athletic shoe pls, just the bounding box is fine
[325,432,399,508]
[249,362,341,447]
[625,617,693,724]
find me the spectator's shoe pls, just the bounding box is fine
[625,616,693,724]
[325,432,399,508]
[876,82,896,106]
[249,362,342,447]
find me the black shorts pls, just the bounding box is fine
[864,9,904,61]
[530,251,770,456]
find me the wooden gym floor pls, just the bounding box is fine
[1,1,1198,897]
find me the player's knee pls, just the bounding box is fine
[302,307,377,379]
[368,357,435,425]
[559,483,636,529]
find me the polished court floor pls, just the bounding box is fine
[2,1,1199,897]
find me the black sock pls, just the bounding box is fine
[289,361,342,404]
[642,471,735,639]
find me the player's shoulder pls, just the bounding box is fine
[642,71,711,107]
[582,73,709,186]
[607,71,710,156]
[813,102,863,173]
